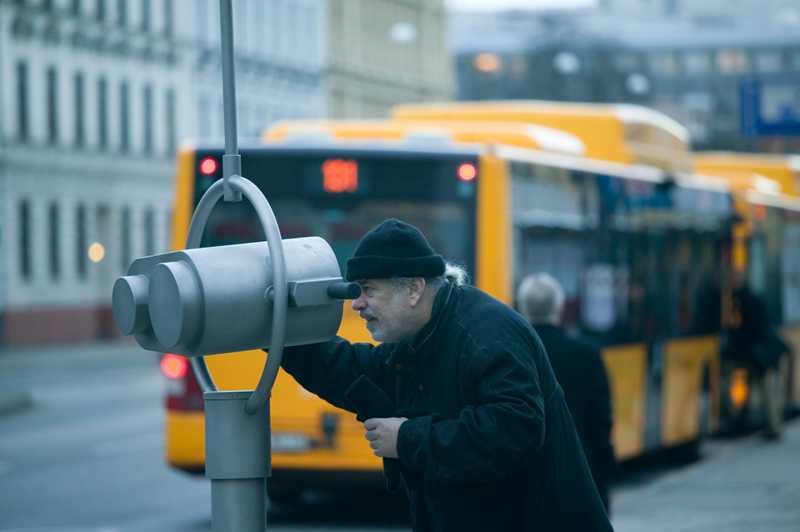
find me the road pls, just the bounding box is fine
[0,340,798,531]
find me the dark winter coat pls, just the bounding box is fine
[534,324,616,512]
[280,282,613,532]
[725,286,790,369]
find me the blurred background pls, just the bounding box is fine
[1,0,799,531]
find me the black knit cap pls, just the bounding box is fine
[346,219,446,281]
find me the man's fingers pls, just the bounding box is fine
[369,440,380,450]
[364,418,380,430]
[365,430,379,441]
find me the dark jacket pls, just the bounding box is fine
[534,324,615,512]
[281,282,612,532]
[725,286,790,369]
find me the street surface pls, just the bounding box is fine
[0,341,798,531]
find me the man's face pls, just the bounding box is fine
[352,279,418,342]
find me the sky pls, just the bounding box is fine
[446,0,596,11]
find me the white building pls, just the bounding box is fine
[0,0,194,345]
[191,0,325,142]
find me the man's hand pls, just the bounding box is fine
[364,417,407,458]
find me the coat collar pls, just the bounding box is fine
[386,281,455,370]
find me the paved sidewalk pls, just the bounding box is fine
[0,339,149,418]
[613,420,800,531]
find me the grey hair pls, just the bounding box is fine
[517,273,565,325]
[390,262,469,292]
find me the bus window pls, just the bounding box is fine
[196,149,477,278]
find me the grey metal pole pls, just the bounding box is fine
[205,2,270,530]
[205,391,269,532]
[219,0,242,202]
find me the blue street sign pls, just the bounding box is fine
[739,79,800,137]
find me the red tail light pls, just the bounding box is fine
[199,156,218,176]
[161,353,204,411]
[161,353,188,379]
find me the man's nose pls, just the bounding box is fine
[352,295,366,312]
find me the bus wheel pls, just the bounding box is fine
[267,482,303,507]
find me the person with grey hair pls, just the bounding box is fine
[518,273,616,514]
[278,220,612,532]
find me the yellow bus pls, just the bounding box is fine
[162,134,751,501]
[693,154,800,428]
[694,152,800,197]
[392,100,692,173]
[265,118,586,157]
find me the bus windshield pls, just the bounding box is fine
[193,147,477,277]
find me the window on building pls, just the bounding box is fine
[143,84,153,154]
[716,49,749,74]
[166,87,176,155]
[198,94,210,137]
[144,208,155,255]
[42,0,54,11]
[791,49,800,71]
[72,0,82,16]
[163,0,173,35]
[755,50,782,73]
[196,0,209,45]
[684,51,711,74]
[46,66,59,144]
[141,0,151,31]
[19,200,33,281]
[614,53,639,71]
[650,51,680,77]
[98,77,109,150]
[16,61,29,141]
[119,80,130,153]
[121,207,131,270]
[48,202,61,280]
[74,72,85,147]
[117,0,127,27]
[96,0,106,22]
[77,204,88,279]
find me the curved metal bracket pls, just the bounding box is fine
[185,174,288,415]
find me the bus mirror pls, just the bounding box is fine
[112,237,351,356]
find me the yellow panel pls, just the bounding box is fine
[171,146,196,251]
[165,411,205,467]
[661,336,720,446]
[476,151,512,303]
[602,344,647,460]
[694,152,799,197]
[394,105,629,164]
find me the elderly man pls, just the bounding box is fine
[279,219,612,532]
[518,273,616,513]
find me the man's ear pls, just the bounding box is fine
[408,278,426,307]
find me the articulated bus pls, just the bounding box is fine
[160,132,800,501]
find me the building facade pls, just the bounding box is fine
[191,0,325,142]
[0,0,192,345]
[451,6,800,152]
[325,0,453,118]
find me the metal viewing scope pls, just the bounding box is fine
[111,174,360,402]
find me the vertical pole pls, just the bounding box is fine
[209,2,267,531]
[219,0,242,202]
[205,391,270,532]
